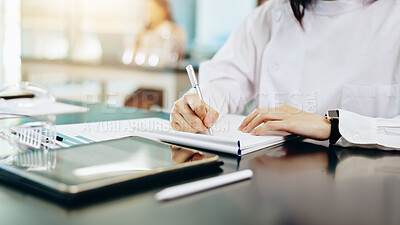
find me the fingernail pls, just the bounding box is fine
[204,116,210,127]
[251,131,258,135]
[243,127,249,133]
[204,116,214,127]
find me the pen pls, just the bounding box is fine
[185,65,214,135]
[155,169,253,201]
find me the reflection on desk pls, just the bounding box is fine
[6,149,57,172]
[1,101,400,225]
[242,141,400,225]
[170,145,215,164]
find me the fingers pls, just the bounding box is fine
[171,95,208,133]
[184,93,219,127]
[170,121,181,131]
[184,94,207,119]
[251,121,289,136]
[240,109,284,133]
[238,109,260,131]
[241,114,266,133]
[170,109,201,133]
[180,104,208,133]
[204,108,219,128]
[170,93,219,133]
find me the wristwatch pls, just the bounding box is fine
[325,110,341,144]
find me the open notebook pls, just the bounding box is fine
[55,114,289,156]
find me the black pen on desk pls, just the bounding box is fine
[186,65,214,135]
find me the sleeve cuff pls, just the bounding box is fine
[338,109,377,145]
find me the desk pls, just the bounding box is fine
[1,101,400,225]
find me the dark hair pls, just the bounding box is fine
[290,0,312,25]
[290,0,377,26]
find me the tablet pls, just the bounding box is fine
[0,137,221,203]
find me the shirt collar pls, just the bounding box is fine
[310,0,368,16]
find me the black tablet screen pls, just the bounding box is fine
[0,137,218,190]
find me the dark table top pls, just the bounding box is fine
[1,101,400,225]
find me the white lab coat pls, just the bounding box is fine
[196,0,400,149]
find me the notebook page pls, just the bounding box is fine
[55,114,287,155]
[210,114,285,149]
[136,114,285,150]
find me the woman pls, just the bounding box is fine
[124,0,187,110]
[171,0,400,150]
[129,0,186,68]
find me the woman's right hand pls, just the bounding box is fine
[170,93,219,133]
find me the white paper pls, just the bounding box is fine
[55,114,287,156]
[0,99,89,118]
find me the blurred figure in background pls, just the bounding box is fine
[124,0,186,68]
[124,0,187,110]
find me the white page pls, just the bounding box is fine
[55,114,287,155]
[0,99,88,118]
[211,114,285,149]
[135,115,285,154]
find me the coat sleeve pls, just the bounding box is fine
[336,109,400,150]
[196,1,277,117]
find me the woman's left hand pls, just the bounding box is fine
[238,104,331,140]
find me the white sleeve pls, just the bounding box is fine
[196,2,276,117]
[336,109,400,150]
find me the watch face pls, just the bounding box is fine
[328,110,339,118]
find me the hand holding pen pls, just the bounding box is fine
[169,65,219,134]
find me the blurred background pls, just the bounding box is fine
[0,0,265,111]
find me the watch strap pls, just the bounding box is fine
[329,117,341,144]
